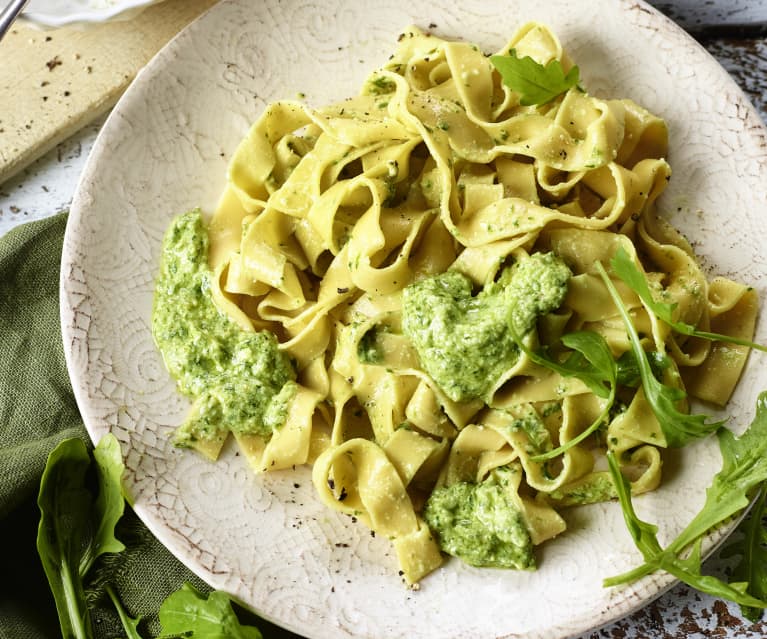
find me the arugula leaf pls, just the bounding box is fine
[513,329,612,399]
[595,260,724,447]
[725,485,767,621]
[159,583,263,638]
[611,246,767,352]
[606,391,767,612]
[490,50,579,106]
[516,331,617,461]
[605,451,767,609]
[605,451,663,558]
[668,394,767,554]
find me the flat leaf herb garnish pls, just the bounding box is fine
[490,49,579,106]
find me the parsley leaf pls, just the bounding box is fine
[611,246,767,352]
[490,49,579,106]
[595,259,724,447]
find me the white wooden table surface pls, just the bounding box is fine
[1,1,766,638]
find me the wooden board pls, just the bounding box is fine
[0,0,218,184]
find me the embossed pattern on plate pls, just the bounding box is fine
[60,1,767,637]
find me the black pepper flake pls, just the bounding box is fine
[334,542,349,548]
[293,483,300,489]
[46,56,62,71]
[398,570,404,576]
[327,478,335,490]
[45,36,52,42]
[397,32,405,41]
[351,516,357,523]
[428,22,437,29]
[337,286,349,294]
[370,530,375,537]
[338,486,348,501]
[63,91,70,97]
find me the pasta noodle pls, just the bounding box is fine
[152,23,758,585]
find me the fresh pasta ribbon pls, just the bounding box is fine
[312,438,443,584]
[233,384,330,473]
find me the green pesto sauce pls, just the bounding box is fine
[549,473,618,507]
[151,210,296,445]
[401,252,571,402]
[424,467,535,570]
[507,411,553,456]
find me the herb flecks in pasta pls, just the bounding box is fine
[152,22,760,586]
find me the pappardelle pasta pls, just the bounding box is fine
[152,23,758,586]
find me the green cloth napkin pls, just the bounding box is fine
[0,214,303,639]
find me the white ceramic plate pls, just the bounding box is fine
[60,1,767,637]
[23,0,163,27]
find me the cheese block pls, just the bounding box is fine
[0,0,218,184]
